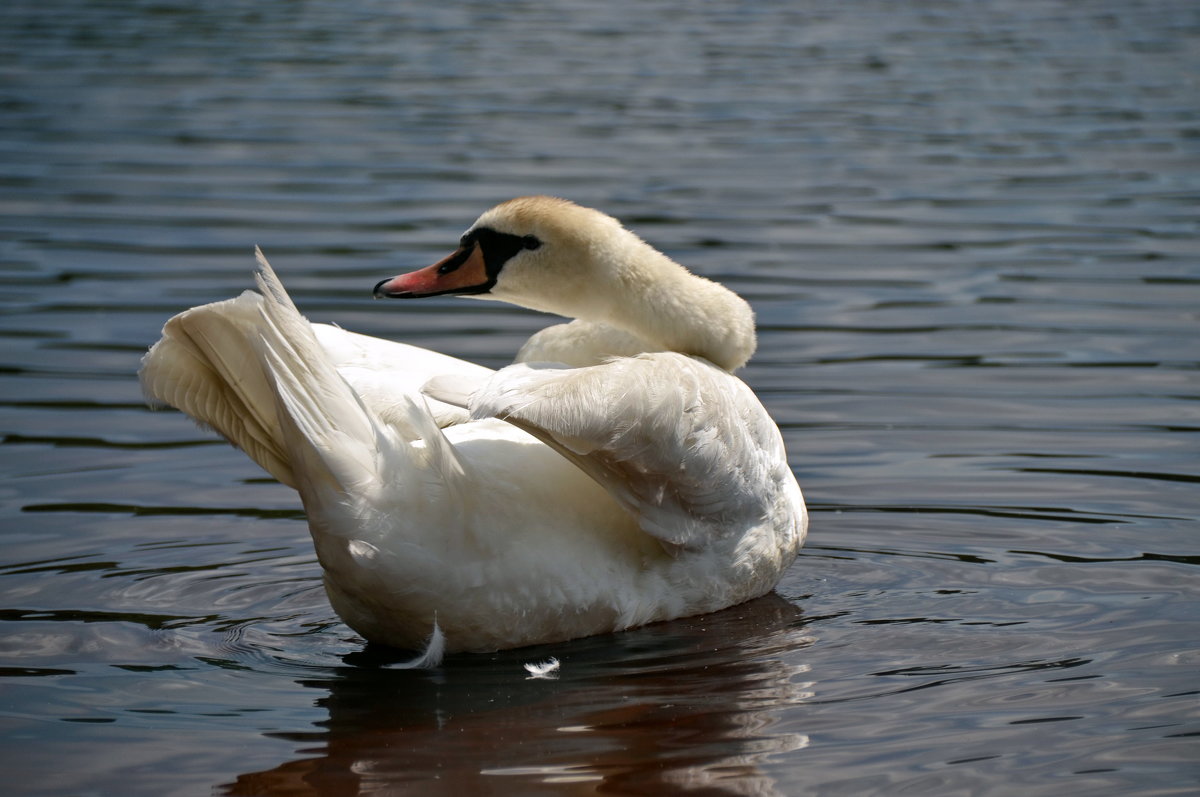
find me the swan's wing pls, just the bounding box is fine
[142,252,480,494]
[313,324,493,429]
[428,352,789,549]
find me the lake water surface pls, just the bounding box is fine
[1,1,1198,794]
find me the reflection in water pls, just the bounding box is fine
[225,596,813,796]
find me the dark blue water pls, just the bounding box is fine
[2,1,1198,794]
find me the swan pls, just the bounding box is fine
[140,196,808,654]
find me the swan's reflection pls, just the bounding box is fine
[225,594,814,796]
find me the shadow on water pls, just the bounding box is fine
[224,595,815,796]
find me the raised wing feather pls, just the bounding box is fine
[430,352,788,549]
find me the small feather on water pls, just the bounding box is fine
[523,657,560,679]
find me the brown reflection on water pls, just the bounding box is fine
[225,595,814,796]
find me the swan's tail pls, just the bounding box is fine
[139,249,399,495]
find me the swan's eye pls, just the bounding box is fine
[522,235,542,251]
[437,244,474,275]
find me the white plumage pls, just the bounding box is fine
[140,196,807,653]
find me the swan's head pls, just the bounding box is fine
[374,196,757,369]
[373,196,632,315]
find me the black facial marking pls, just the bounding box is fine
[458,227,543,293]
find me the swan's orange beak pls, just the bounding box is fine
[373,244,491,299]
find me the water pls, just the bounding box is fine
[2,0,1198,793]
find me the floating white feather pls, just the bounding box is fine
[523,657,560,679]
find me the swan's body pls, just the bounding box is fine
[140,197,807,653]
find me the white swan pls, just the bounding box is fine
[140,196,807,653]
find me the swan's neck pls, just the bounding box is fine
[589,238,757,371]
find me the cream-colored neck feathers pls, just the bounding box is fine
[476,197,757,371]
